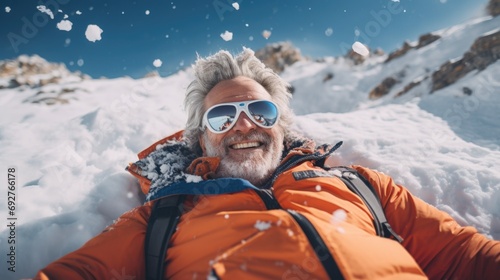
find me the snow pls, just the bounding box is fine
[85,24,103,42]
[331,209,348,224]
[153,59,163,68]
[0,13,499,280]
[262,30,272,39]
[232,2,240,10]
[5,6,11,13]
[220,30,233,41]
[36,5,54,19]
[325,27,334,37]
[352,41,370,56]
[254,220,272,231]
[56,20,73,31]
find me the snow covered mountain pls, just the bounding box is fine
[284,15,500,149]
[1,12,499,279]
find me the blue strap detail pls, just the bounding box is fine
[147,178,259,201]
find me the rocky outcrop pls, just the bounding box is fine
[345,47,384,65]
[369,76,398,99]
[346,49,366,65]
[385,33,441,63]
[0,55,92,105]
[431,29,500,92]
[23,87,89,105]
[322,72,334,83]
[416,33,441,49]
[143,70,160,78]
[488,0,500,16]
[346,49,367,65]
[255,42,303,73]
[0,55,89,89]
[371,28,499,99]
[385,41,414,63]
[368,69,406,99]
[373,48,385,56]
[395,76,428,97]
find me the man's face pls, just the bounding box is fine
[199,76,285,186]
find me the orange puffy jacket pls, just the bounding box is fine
[35,131,500,279]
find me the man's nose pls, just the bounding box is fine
[232,112,256,133]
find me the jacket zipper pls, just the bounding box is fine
[261,141,343,189]
[254,189,281,209]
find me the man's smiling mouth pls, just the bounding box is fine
[230,142,262,150]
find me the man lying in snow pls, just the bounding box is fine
[35,48,499,279]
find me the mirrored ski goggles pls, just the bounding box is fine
[202,100,280,134]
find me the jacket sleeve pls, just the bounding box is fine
[354,166,500,280]
[34,203,152,280]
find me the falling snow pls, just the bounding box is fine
[85,24,103,42]
[254,220,272,231]
[325,27,333,37]
[37,5,54,19]
[220,30,233,41]
[57,20,73,31]
[262,30,271,39]
[352,41,370,56]
[153,59,163,68]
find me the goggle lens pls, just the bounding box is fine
[204,100,279,133]
[206,105,237,132]
[248,100,279,126]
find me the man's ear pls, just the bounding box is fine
[199,134,207,156]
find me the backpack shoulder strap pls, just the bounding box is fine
[332,166,403,243]
[145,195,186,280]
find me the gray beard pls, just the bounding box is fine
[203,130,284,187]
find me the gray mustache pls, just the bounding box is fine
[223,131,271,147]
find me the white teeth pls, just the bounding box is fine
[231,142,260,149]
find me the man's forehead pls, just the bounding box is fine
[205,77,271,106]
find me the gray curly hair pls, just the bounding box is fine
[183,48,294,154]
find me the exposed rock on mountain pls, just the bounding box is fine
[345,47,384,65]
[322,72,334,83]
[385,41,414,63]
[143,70,161,78]
[385,33,441,63]
[368,69,406,99]
[370,23,499,100]
[0,55,89,89]
[0,55,92,105]
[369,77,398,99]
[431,29,500,92]
[23,87,90,105]
[416,33,442,49]
[396,77,428,97]
[255,41,303,73]
[488,0,500,16]
[346,49,367,65]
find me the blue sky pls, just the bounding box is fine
[0,0,490,78]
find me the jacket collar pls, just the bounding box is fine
[126,130,341,201]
